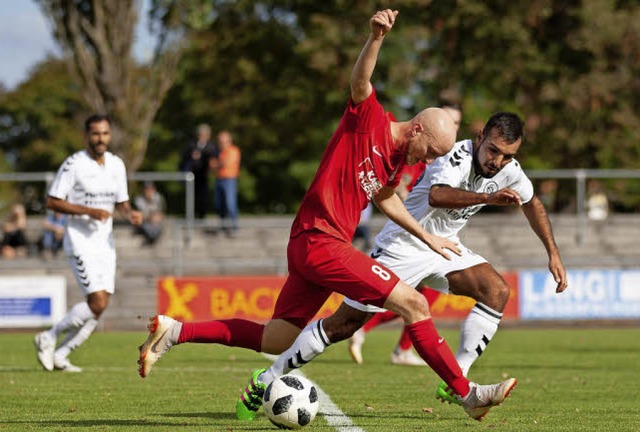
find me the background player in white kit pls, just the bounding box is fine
[250,111,567,407]
[34,114,142,372]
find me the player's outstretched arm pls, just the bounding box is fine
[429,185,521,209]
[350,9,398,104]
[521,195,568,293]
[373,186,460,259]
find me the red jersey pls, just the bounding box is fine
[291,89,406,242]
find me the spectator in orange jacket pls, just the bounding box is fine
[211,130,241,236]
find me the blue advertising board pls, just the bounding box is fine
[519,269,640,320]
[0,276,66,328]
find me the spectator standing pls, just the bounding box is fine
[179,124,217,219]
[211,130,241,236]
[34,114,142,372]
[133,181,166,245]
[1,203,28,259]
[39,211,67,258]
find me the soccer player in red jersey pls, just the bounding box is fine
[138,9,516,422]
[351,103,463,367]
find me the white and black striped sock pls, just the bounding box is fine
[260,319,330,385]
[49,302,96,339]
[456,302,502,376]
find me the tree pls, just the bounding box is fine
[0,58,88,171]
[36,0,191,172]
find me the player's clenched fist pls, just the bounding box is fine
[370,9,399,39]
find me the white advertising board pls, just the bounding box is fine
[520,270,640,320]
[0,276,66,328]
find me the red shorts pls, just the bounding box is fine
[272,230,399,328]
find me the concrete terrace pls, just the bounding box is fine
[2,213,639,330]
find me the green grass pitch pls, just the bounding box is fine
[1,326,639,431]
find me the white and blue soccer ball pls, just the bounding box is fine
[262,374,319,429]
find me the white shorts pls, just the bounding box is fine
[66,249,116,295]
[344,240,487,313]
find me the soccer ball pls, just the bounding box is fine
[263,374,319,429]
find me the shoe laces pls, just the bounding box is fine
[243,376,266,410]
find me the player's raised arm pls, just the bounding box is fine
[350,9,399,104]
[521,195,568,293]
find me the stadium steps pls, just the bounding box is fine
[2,213,638,330]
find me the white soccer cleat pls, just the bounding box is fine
[138,315,181,378]
[348,328,365,365]
[390,347,427,366]
[461,378,517,421]
[34,332,55,371]
[53,356,82,373]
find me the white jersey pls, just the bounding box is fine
[48,150,129,254]
[375,139,534,249]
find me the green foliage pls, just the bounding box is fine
[0,58,88,171]
[3,1,640,211]
[0,58,89,211]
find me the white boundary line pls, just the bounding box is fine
[311,378,366,432]
[262,354,365,432]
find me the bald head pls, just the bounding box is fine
[413,107,457,157]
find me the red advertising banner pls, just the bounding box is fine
[157,275,344,322]
[157,272,519,322]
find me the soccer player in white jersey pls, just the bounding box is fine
[34,114,142,372]
[247,111,568,409]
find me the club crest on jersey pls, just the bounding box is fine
[483,181,499,194]
[358,157,383,199]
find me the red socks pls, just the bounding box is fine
[407,318,470,397]
[363,310,398,332]
[398,288,441,350]
[398,327,413,350]
[178,319,265,352]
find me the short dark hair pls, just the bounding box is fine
[483,112,524,144]
[84,114,111,132]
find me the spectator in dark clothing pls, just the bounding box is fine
[179,124,217,219]
[1,203,28,259]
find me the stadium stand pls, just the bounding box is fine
[1,213,638,330]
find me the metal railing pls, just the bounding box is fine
[0,171,195,229]
[1,169,639,246]
[526,169,640,244]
